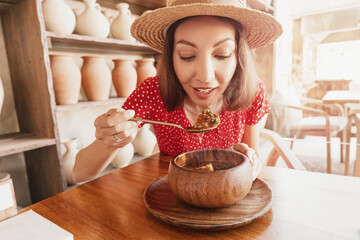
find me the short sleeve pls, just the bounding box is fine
[122,77,161,120]
[245,79,270,125]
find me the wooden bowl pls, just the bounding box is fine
[168,149,253,208]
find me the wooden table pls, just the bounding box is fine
[323,90,360,175]
[22,153,360,239]
[322,90,360,104]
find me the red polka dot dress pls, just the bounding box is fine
[122,76,270,157]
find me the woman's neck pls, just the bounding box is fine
[183,98,223,124]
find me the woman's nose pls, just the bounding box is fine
[195,57,215,82]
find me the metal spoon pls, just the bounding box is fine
[130,117,218,133]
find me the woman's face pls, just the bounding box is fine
[173,16,237,108]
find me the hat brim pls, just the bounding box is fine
[131,4,283,52]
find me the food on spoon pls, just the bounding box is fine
[185,109,220,131]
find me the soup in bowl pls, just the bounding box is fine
[168,149,253,208]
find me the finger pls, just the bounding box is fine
[252,158,262,181]
[95,108,135,128]
[96,121,138,138]
[95,122,138,141]
[233,143,248,153]
[233,143,256,165]
[102,128,138,147]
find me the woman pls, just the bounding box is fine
[72,0,282,183]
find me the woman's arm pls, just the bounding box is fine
[240,113,268,155]
[72,108,138,183]
[233,123,260,165]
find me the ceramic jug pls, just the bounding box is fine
[132,124,157,156]
[110,3,135,41]
[50,54,81,105]
[81,56,111,101]
[62,138,80,185]
[75,0,110,38]
[112,59,137,97]
[0,77,4,115]
[42,0,76,34]
[111,143,134,168]
[135,58,157,86]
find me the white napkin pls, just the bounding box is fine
[0,210,73,240]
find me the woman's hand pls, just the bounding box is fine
[94,108,138,148]
[232,143,262,181]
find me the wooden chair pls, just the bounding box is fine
[344,105,360,175]
[355,114,360,177]
[260,128,306,170]
[345,113,360,176]
[270,86,348,174]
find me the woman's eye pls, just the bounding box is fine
[180,56,195,61]
[215,54,231,60]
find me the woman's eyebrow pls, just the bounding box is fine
[214,38,235,47]
[175,40,197,48]
[175,38,234,48]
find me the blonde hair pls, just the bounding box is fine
[158,16,259,112]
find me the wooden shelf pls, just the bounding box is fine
[46,31,158,55]
[247,0,274,13]
[0,133,56,157]
[56,98,126,112]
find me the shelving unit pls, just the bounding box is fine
[55,98,126,112]
[0,133,56,157]
[46,31,156,55]
[0,0,160,204]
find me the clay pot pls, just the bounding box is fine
[81,56,111,101]
[75,0,110,38]
[135,58,157,86]
[42,0,76,34]
[111,143,134,168]
[61,138,80,185]
[50,54,81,105]
[112,59,137,98]
[110,3,135,41]
[132,124,157,156]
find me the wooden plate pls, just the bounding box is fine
[143,175,272,231]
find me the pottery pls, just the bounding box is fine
[112,59,137,97]
[0,172,17,221]
[81,56,111,101]
[110,3,135,41]
[42,0,76,34]
[75,0,110,38]
[132,124,157,156]
[50,54,81,105]
[168,149,253,208]
[0,77,4,115]
[62,138,80,185]
[111,143,134,168]
[135,58,157,86]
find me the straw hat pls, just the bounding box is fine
[131,0,283,52]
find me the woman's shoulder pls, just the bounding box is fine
[131,76,160,98]
[137,75,159,90]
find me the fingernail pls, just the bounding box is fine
[127,110,135,117]
[116,108,125,112]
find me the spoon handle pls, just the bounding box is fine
[130,117,184,130]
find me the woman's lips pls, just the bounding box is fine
[193,87,216,99]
